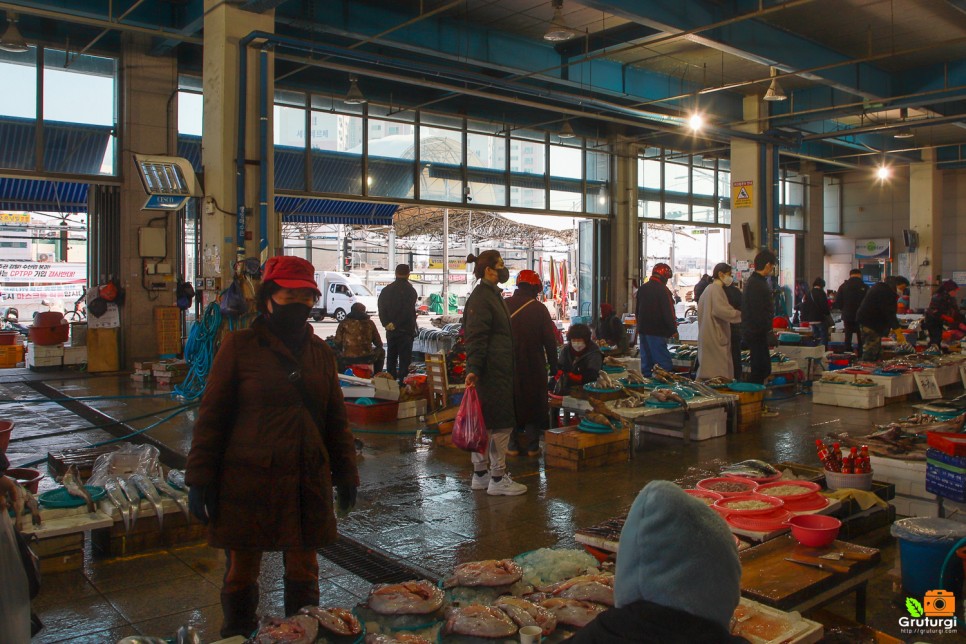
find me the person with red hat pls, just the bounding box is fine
[924,279,966,350]
[505,269,558,457]
[634,263,676,375]
[185,255,360,637]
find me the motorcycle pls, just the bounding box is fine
[1,307,30,337]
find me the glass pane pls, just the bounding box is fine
[309,94,364,115]
[510,138,545,209]
[370,118,415,199]
[586,149,608,216]
[718,167,731,225]
[823,176,841,234]
[418,125,461,202]
[178,74,202,92]
[368,103,415,122]
[0,47,37,169]
[466,132,505,207]
[692,160,715,197]
[665,160,689,220]
[548,144,582,212]
[549,190,582,212]
[43,49,116,175]
[639,199,662,220]
[274,89,304,107]
[549,144,581,179]
[420,111,463,129]
[275,105,306,191]
[692,204,715,223]
[312,114,363,195]
[783,206,804,231]
[640,158,661,190]
[178,92,203,136]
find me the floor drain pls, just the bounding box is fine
[320,536,439,584]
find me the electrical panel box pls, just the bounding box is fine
[139,227,166,258]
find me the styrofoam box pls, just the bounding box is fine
[63,346,88,365]
[641,407,727,441]
[373,377,401,401]
[27,355,62,368]
[869,456,928,499]
[864,374,915,398]
[26,343,64,358]
[891,495,940,518]
[397,398,427,419]
[811,382,885,409]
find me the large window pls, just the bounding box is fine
[637,148,730,225]
[779,170,806,231]
[467,127,506,207]
[823,176,841,234]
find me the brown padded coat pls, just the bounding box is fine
[185,318,359,551]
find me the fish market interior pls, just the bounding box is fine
[7,1,966,642]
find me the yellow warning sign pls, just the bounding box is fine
[732,180,753,208]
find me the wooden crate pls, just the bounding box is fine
[545,425,630,471]
[47,445,120,480]
[91,507,207,557]
[34,532,85,574]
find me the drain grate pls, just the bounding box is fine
[320,537,439,585]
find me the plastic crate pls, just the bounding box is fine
[927,432,966,458]
[344,399,399,425]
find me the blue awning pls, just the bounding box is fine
[0,178,89,213]
[276,197,397,225]
[0,116,112,175]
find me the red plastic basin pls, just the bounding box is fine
[786,514,841,547]
[0,419,12,453]
[7,467,44,494]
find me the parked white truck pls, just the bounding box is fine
[310,271,378,321]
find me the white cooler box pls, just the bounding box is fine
[640,407,726,442]
[812,382,885,409]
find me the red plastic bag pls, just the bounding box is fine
[452,386,487,453]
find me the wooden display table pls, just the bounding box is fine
[544,424,629,471]
[740,535,880,623]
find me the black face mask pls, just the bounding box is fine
[269,301,310,336]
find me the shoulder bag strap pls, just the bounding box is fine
[510,298,536,319]
[270,349,325,433]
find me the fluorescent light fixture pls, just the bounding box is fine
[763,67,786,102]
[688,113,704,131]
[345,75,367,105]
[544,0,576,42]
[893,127,914,139]
[0,13,28,53]
[558,119,576,139]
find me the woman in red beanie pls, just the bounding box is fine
[924,279,966,350]
[185,255,360,637]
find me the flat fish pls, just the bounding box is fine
[62,465,95,513]
[151,475,190,521]
[364,634,433,644]
[493,596,557,635]
[251,615,318,644]
[166,468,187,490]
[367,580,444,615]
[103,478,131,532]
[721,459,779,477]
[443,604,518,639]
[557,581,615,606]
[539,598,606,628]
[444,559,523,588]
[300,606,362,637]
[120,477,142,526]
[131,474,164,529]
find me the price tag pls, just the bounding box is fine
[914,372,942,400]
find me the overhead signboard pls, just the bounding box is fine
[143,194,189,211]
[133,154,202,211]
[855,238,892,260]
[0,261,86,283]
[0,212,31,225]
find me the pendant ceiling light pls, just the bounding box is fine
[0,12,29,54]
[894,108,914,139]
[558,119,576,139]
[763,67,786,102]
[544,0,576,42]
[344,75,367,105]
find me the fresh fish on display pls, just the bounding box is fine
[151,475,190,521]
[541,574,615,606]
[367,580,444,615]
[103,478,132,532]
[175,625,201,644]
[442,604,518,639]
[250,615,318,644]
[595,371,616,389]
[584,412,613,427]
[538,598,606,628]
[613,396,646,409]
[20,487,41,527]
[444,559,523,588]
[120,477,142,526]
[62,465,95,513]
[364,634,433,644]
[299,607,362,637]
[131,474,165,529]
[166,468,187,490]
[624,369,648,384]
[493,596,557,635]
[720,459,779,478]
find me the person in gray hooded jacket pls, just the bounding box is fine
[572,480,745,643]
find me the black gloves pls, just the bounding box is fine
[188,484,218,525]
[336,485,357,513]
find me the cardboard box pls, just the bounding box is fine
[639,408,727,442]
[373,377,401,400]
[812,382,885,409]
[397,398,427,419]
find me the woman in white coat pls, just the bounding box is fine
[696,263,742,381]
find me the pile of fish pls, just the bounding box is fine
[719,460,780,479]
[829,410,966,459]
[591,370,619,390]
[647,388,686,405]
[300,607,362,637]
[99,468,189,533]
[670,345,697,360]
[701,376,733,387]
[250,615,318,644]
[368,580,445,615]
[623,369,649,384]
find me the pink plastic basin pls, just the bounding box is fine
[786,514,842,547]
[7,467,43,494]
[0,420,12,453]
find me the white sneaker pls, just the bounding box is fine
[487,474,527,496]
[471,473,490,490]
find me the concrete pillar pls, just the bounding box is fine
[202,1,275,289]
[118,34,178,363]
[611,137,639,314]
[730,96,777,265]
[909,150,943,283]
[802,163,826,281]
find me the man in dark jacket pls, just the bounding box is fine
[693,273,713,302]
[857,275,909,361]
[378,264,418,383]
[799,277,832,347]
[635,263,676,376]
[834,269,868,354]
[595,302,628,352]
[741,249,777,385]
[506,270,558,457]
[724,282,743,380]
[571,481,743,644]
[464,250,526,496]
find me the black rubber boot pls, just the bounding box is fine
[220,585,259,639]
[284,579,320,616]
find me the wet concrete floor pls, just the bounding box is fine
[0,367,962,642]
